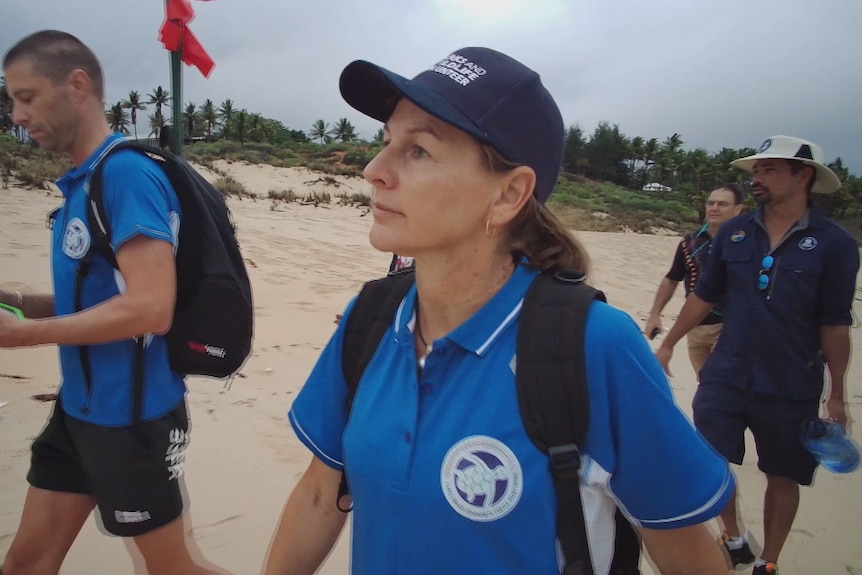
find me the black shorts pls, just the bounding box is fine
[27,401,190,537]
[692,384,819,485]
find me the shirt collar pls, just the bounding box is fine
[695,223,710,237]
[55,133,126,196]
[750,206,823,231]
[395,263,538,357]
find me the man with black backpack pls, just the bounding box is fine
[0,30,237,575]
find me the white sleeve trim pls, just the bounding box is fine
[288,410,344,469]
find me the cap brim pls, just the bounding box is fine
[731,155,842,194]
[339,60,491,145]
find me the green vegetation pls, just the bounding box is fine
[2,75,860,239]
[0,134,71,189]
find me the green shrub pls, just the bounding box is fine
[301,191,331,206]
[337,192,371,207]
[213,176,255,199]
[268,188,297,202]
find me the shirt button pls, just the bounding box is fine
[421,384,433,395]
[404,431,411,444]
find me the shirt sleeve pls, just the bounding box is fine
[100,150,180,251]
[694,225,729,304]
[817,231,861,325]
[583,303,734,529]
[665,240,686,282]
[287,297,358,470]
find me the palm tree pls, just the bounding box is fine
[123,90,146,139]
[333,117,357,143]
[219,98,235,125]
[148,110,166,138]
[681,148,713,192]
[629,136,644,180]
[373,127,384,143]
[147,86,170,116]
[183,102,198,138]
[641,137,659,186]
[106,102,130,134]
[247,113,271,142]
[233,109,248,147]
[200,99,219,141]
[309,119,334,144]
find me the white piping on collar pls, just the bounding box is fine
[395,290,523,356]
[86,136,127,176]
[394,292,410,334]
[475,299,522,356]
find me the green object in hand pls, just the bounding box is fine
[0,302,24,319]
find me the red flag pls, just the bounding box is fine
[158,0,215,78]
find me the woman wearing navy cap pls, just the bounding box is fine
[263,48,732,575]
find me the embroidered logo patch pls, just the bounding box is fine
[62,217,91,259]
[757,138,773,153]
[730,230,746,243]
[798,236,817,251]
[440,435,522,522]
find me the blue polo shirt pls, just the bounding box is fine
[695,207,859,400]
[52,133,186,425]
[290,264,734,574]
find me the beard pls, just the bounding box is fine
[752,186,771,206]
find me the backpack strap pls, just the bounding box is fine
[341,269,416,398]
[337,268,416,511]
[517,269,605,575]
[78,140,159,424]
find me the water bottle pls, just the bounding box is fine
[800,418,861,474]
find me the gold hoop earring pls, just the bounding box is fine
[485,219,496,239]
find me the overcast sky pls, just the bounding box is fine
[3,0,860,173]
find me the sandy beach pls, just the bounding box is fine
[1,162,860,574]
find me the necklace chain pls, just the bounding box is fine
[415,310,433,370]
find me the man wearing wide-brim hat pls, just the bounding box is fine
[656,135,859,575]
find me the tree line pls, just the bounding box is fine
[563,122,862,218]
[2,78,860,218]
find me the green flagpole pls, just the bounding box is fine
[166,0,183,156]
[171,50,183,156]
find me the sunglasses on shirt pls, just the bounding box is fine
[758,255,775,291]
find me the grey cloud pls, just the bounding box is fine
[2,0,860,171]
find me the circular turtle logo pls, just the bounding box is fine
[62,217,91,259]
[440,435,522,522]
[798,236,817,251]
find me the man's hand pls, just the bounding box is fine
[655,344,674,377]
[825,396,849,430]
[645,314,663,340]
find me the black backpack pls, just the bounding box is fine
[340,268,641,575]
[74,141,253,419]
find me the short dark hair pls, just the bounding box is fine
[786,159,816,195]
[2,30,104,100]
[715,183,745,205]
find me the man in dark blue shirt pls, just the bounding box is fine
[645,184,744,379]
[657,135,859,575]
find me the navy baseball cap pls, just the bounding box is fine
[339,47,565,204]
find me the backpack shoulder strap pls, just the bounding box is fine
[337,268,415,512]
[82,140,169,423]
[341,268,416,399]
[85,140,170,269]
[516,269,606,575]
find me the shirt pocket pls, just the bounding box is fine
[721,244,752,286]
[775,254,820,303]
